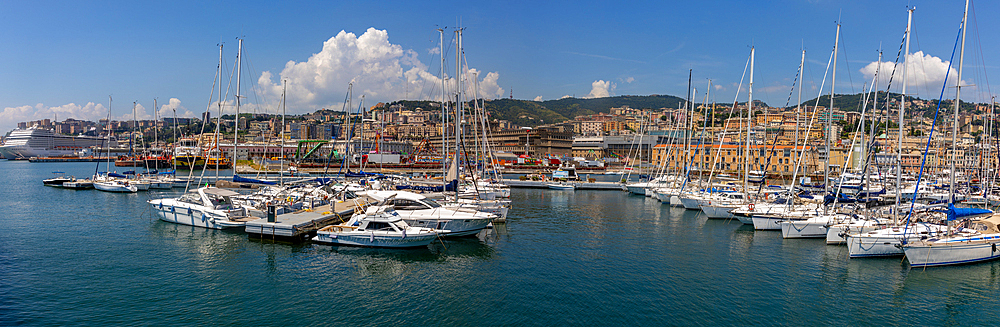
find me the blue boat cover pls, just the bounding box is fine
[158,170,175,175]
[233,174,277,185]
[946,204,993,221]
[345,170,383,178]
[395,180,458,192]
[108,173,127,178]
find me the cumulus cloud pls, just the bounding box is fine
[860,51,967,97]
[0,99,196,133]
[621,76,635,83]
[586,80,616,98]
[1,102,105,132]
[258,28,503,113]
[157,98,196,120]
[560,95,573,99]
[533,96,543,102]
[713,84,724,91]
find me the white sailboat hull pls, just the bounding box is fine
[904,239,1000,267]
[826,221,886,245]
[402,217,491,237]
[680,196,702,210]
[752,216,788,230]
[701,204,738,219]
[312,231,438,248]
[781,218,830,239]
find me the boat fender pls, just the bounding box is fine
[170,206,175,212]
[187,208,192,215]
[201,213,207,222]
[993,243,997,253]
[749,203,755,211]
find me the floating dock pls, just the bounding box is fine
[29,156,110,162]
[500,179,624,190]
[245,199,371,241]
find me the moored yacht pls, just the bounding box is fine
[363,190,495,237]
[312,203,443,248]
[148,187,254,229]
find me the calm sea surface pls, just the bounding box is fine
[2,161,1000,326]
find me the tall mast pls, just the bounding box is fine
[866,50,881,185]
[280,79,286,185]
[131,101,137,158]
[827,23,840,215]
[685,69,692,178]
[232,38,242,172]
[438,28,447,183]
[216,43,224,178]
[792,49,805,208]
[455,27,463,198]
[950,0,968,206]
[896,8,914,223]
[744,47,754,191]
[948,0,969,236]
[153,98,158,154]
[701,80,711,184]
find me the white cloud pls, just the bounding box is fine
[0,99,196,133]
[560,95,573,99]
[586,80,616,98]
[622,77,635,83]
[533,96,543,101]
[860,51,967,97]
[157,98,195,120]
[713,84,724,91]
[1,102,106,132]
[258,28,503,113]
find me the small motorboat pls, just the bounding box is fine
[313,202,443,248]
[42,171,74,187]
[547,183,575,190]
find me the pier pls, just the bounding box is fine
[501,179,624,190]
[245,199,372,241]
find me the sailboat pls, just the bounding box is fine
[901,1,1000,267]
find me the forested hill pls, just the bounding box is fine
[380,92,985,128]
[388,95,692,127]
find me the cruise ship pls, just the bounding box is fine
[0,127,113,159]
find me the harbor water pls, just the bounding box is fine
[2,161,1000,325]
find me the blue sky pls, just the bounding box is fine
[1,0,997,133]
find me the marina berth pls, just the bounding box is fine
[825,217,891,245]
[362,190,495,237]
[902,207,998,267]
[149,187,255,229]
[93,173,138,193]
[845,204,953,258]
[312,202,444,248]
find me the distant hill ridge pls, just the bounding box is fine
[382,92,984,128]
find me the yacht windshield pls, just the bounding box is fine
[421,198,442,208]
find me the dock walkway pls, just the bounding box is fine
[501,179,624,190]
[245,199,372,241]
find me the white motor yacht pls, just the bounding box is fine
[363,190,495,237]
[312,204,443,248]
[148,187,253,229]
